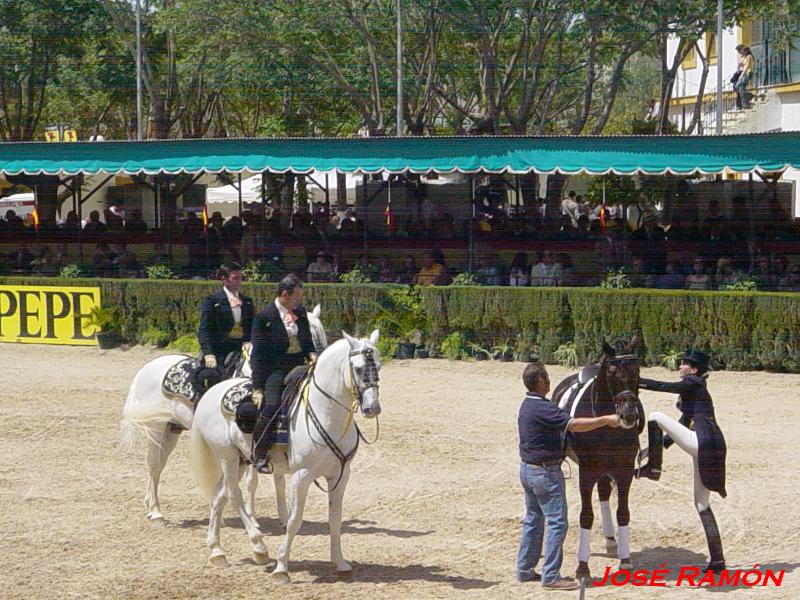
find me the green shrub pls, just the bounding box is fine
[451,272,479,286]
[466,342,492,359]
[59,264,84,279]
[242,259,280,283]
[374,336,399,362]
[599,267,631,289]
[441,331,469,360]
[145,264,178,280]
[339,267,373,284]
[141,326,172,348]
[168,333,201,354]
[659,349,682,371]
[491,339,515,359]
[372,286,428,342]
[554,342,580,368]
[719,278,758,292]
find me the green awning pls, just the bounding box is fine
[1,133,799,176]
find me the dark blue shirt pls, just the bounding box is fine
[518,392,572,464]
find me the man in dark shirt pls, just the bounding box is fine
[516,362,620,590]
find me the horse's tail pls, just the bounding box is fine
[119,368,174,452]
[190,419,220,501]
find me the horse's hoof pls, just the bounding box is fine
[575,562,591,582]
[209,554,229,568]
[272,571,290,585]
[336,569,353,581]
[253,550,271,566]
[605,536,618,556]
[619,559,633,571]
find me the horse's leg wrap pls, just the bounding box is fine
[617,525,630,560]
[699,507,725,571]
[599,500,615,538]
[577,528,592,563]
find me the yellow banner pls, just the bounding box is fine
[0,285,102,346]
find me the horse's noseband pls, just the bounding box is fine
[613,390,639,430]
[348,347,380,404]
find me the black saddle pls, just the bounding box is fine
[282,365,310,403]
[163,357,221,405]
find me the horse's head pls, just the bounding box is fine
[599,334,640,397]
[307,304,328,352]
[342,329,382,418]
[613,390,640,430]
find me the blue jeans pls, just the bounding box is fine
[516,463,568,584]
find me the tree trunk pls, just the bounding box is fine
[280,173,295,228]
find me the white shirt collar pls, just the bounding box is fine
[275,298,288,317]
[223,286,239,303]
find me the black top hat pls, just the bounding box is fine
[682,349,710,371]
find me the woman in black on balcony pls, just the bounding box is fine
[734,45,754,109]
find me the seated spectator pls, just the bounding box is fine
[654,260,685,289]
[116,249,143,278]
[357,255,379,280]
[685,258,711,290]
[476,254,503,286]
[83,210,108,236]
[556,253,577,287]
[702,199,729,241]
[530,251,561,287]
[750,254,774,290]
[377,258,395,283]
[105,206,125,232]
[125,209,148,234]
[151,242,171,265]
[415,250,449,286]
[60,211,81,233]
[183,211,203,236]
[395,255,417,284]
[628,257,651,288]
[778,263,800,292]
[94,242,118,277]
[430,248,453,284]
[4,209,26,232]
[509,252,530,287]
[714,257,740,289]
[307,252,334,283]
[11,244,34,272]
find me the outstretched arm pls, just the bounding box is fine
[639,377,695,395]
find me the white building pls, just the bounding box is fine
[666,18,800,213]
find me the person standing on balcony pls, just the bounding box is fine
[734,45,755,109]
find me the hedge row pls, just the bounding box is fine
[3,277,800,372]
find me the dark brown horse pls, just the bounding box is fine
[551,335,644,581]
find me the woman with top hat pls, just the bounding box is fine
[636,349,727,573]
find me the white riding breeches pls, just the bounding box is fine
[649,411,711,512]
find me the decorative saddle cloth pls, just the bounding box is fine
[220,366,312,437]
[162,357,204,404]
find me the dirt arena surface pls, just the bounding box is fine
[1,343,798,599]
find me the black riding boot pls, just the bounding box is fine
[636,420,663,481]
[699,507,726,572]
[252,413,273,474]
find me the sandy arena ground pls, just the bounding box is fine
[1,343,799,599]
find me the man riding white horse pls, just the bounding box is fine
[197,263,255,378]
[250,274,317,474]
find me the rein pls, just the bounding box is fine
[303,345,381,492]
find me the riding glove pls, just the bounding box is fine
[252,390,264,409]
[204,354,217,369]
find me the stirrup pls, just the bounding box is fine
[254,456,273,474]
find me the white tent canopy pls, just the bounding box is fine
[205,170,361,205]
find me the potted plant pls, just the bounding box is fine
[372,288,428,359]
[491,339,516,362]
[84,305,123,349]
[467,342,492,361]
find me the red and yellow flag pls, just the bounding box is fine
[201,205,209,230]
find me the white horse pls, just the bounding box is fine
[120,304,327,523]
[190,330,382,579]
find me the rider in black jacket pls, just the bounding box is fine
[197,264,254,373]
[637,349,727,573]
[249,274,316,473]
